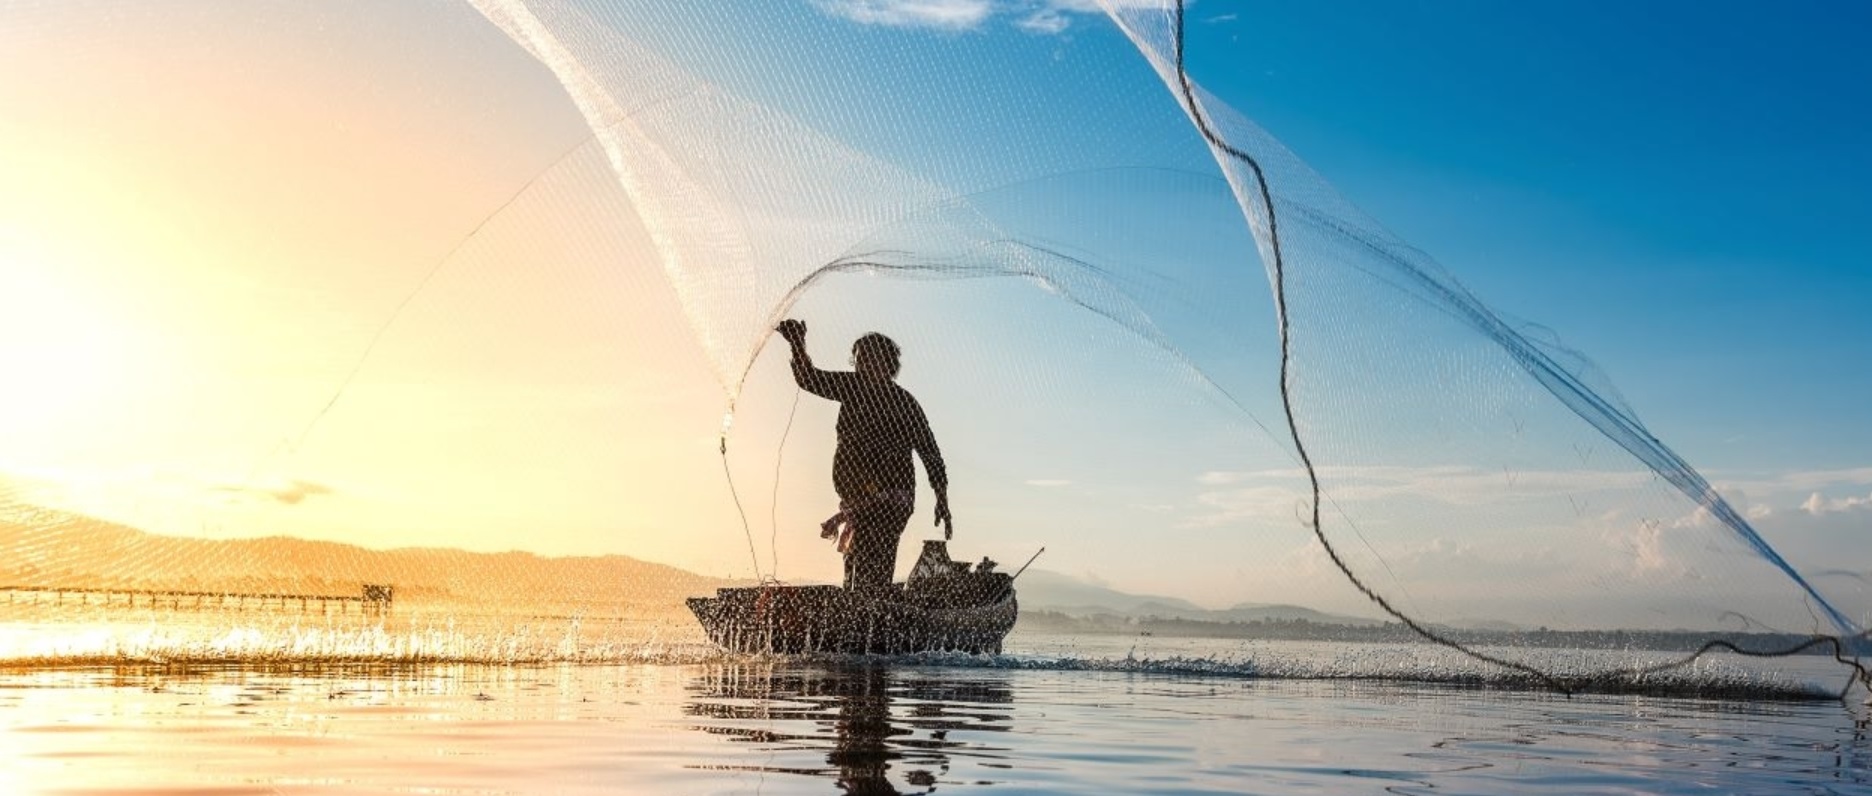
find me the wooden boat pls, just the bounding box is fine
[687,541,1017,655]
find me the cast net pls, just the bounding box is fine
[0,0,1864,696]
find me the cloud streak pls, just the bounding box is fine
[1015,7,1069,34]
[214,479,335,506]
[812,0,1154,34]
[1192,464,1654,523]
[811,0,994,31]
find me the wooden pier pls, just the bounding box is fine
[0,583,394,615]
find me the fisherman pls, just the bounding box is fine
[775,318,951,593]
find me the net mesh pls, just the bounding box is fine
[0,0,1864,696]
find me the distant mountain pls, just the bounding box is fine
[1018,570,1383,627]
[1440,617,1527,632]
[0,497,1378,626]
[1204,603,1387,627]
[0,500,730,611]
[1015,570,1207,616]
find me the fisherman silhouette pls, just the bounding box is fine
[777,319,950,592]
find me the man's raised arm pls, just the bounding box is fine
[777,318,843,399]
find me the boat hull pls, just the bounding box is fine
[686,584,1017,655]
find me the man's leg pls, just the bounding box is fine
[844,503,913,591]
[841,538,871,590]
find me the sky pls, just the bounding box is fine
[0,0,1866,628]
[1176,1,1872,472]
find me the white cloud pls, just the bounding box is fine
[1196,469,1248,486]
[1194,466,1872,530]
[1651,468,1872,525]
[1710,467,1872,496]
[1669,502,1774,529]
[1670,505,1712,530]
[1177,461,1872,623]
[1273,537,1332,578]
[1022,0,1152,32]
[1194,464,1652,512]
[1732,500,1872,593]
[1643,469,1872,533]
[1049,0,1168,10]
[812,0,994,31]
[1024,478,1071,487]
[1015,8,1070,34]
[1628,518,1672,575]
[812,0,1161,34]
[1801,490,1872,516]
[1186,483,1307,528]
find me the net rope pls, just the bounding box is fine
[1154,0,1868,697]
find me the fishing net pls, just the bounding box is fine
[1,0,1865,696]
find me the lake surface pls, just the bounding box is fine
[3,633,1867,794]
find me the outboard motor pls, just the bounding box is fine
[904,540,1013,609]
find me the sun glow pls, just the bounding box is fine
[0,238,141,461]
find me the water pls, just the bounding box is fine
[3,626,1867,794]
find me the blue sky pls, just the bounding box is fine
[1178,0,1872,471]
[662,0,1871,471]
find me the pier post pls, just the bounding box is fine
[361,584,394,617]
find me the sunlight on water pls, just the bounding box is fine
[2,604,1856,703]
[0,607,717,668]
[1,660,1866,795]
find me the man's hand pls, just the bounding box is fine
[934,494,953,540]
[776,318,807,345]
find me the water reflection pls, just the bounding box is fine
[685,662,1014,794]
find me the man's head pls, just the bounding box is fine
[851,333,901,380]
